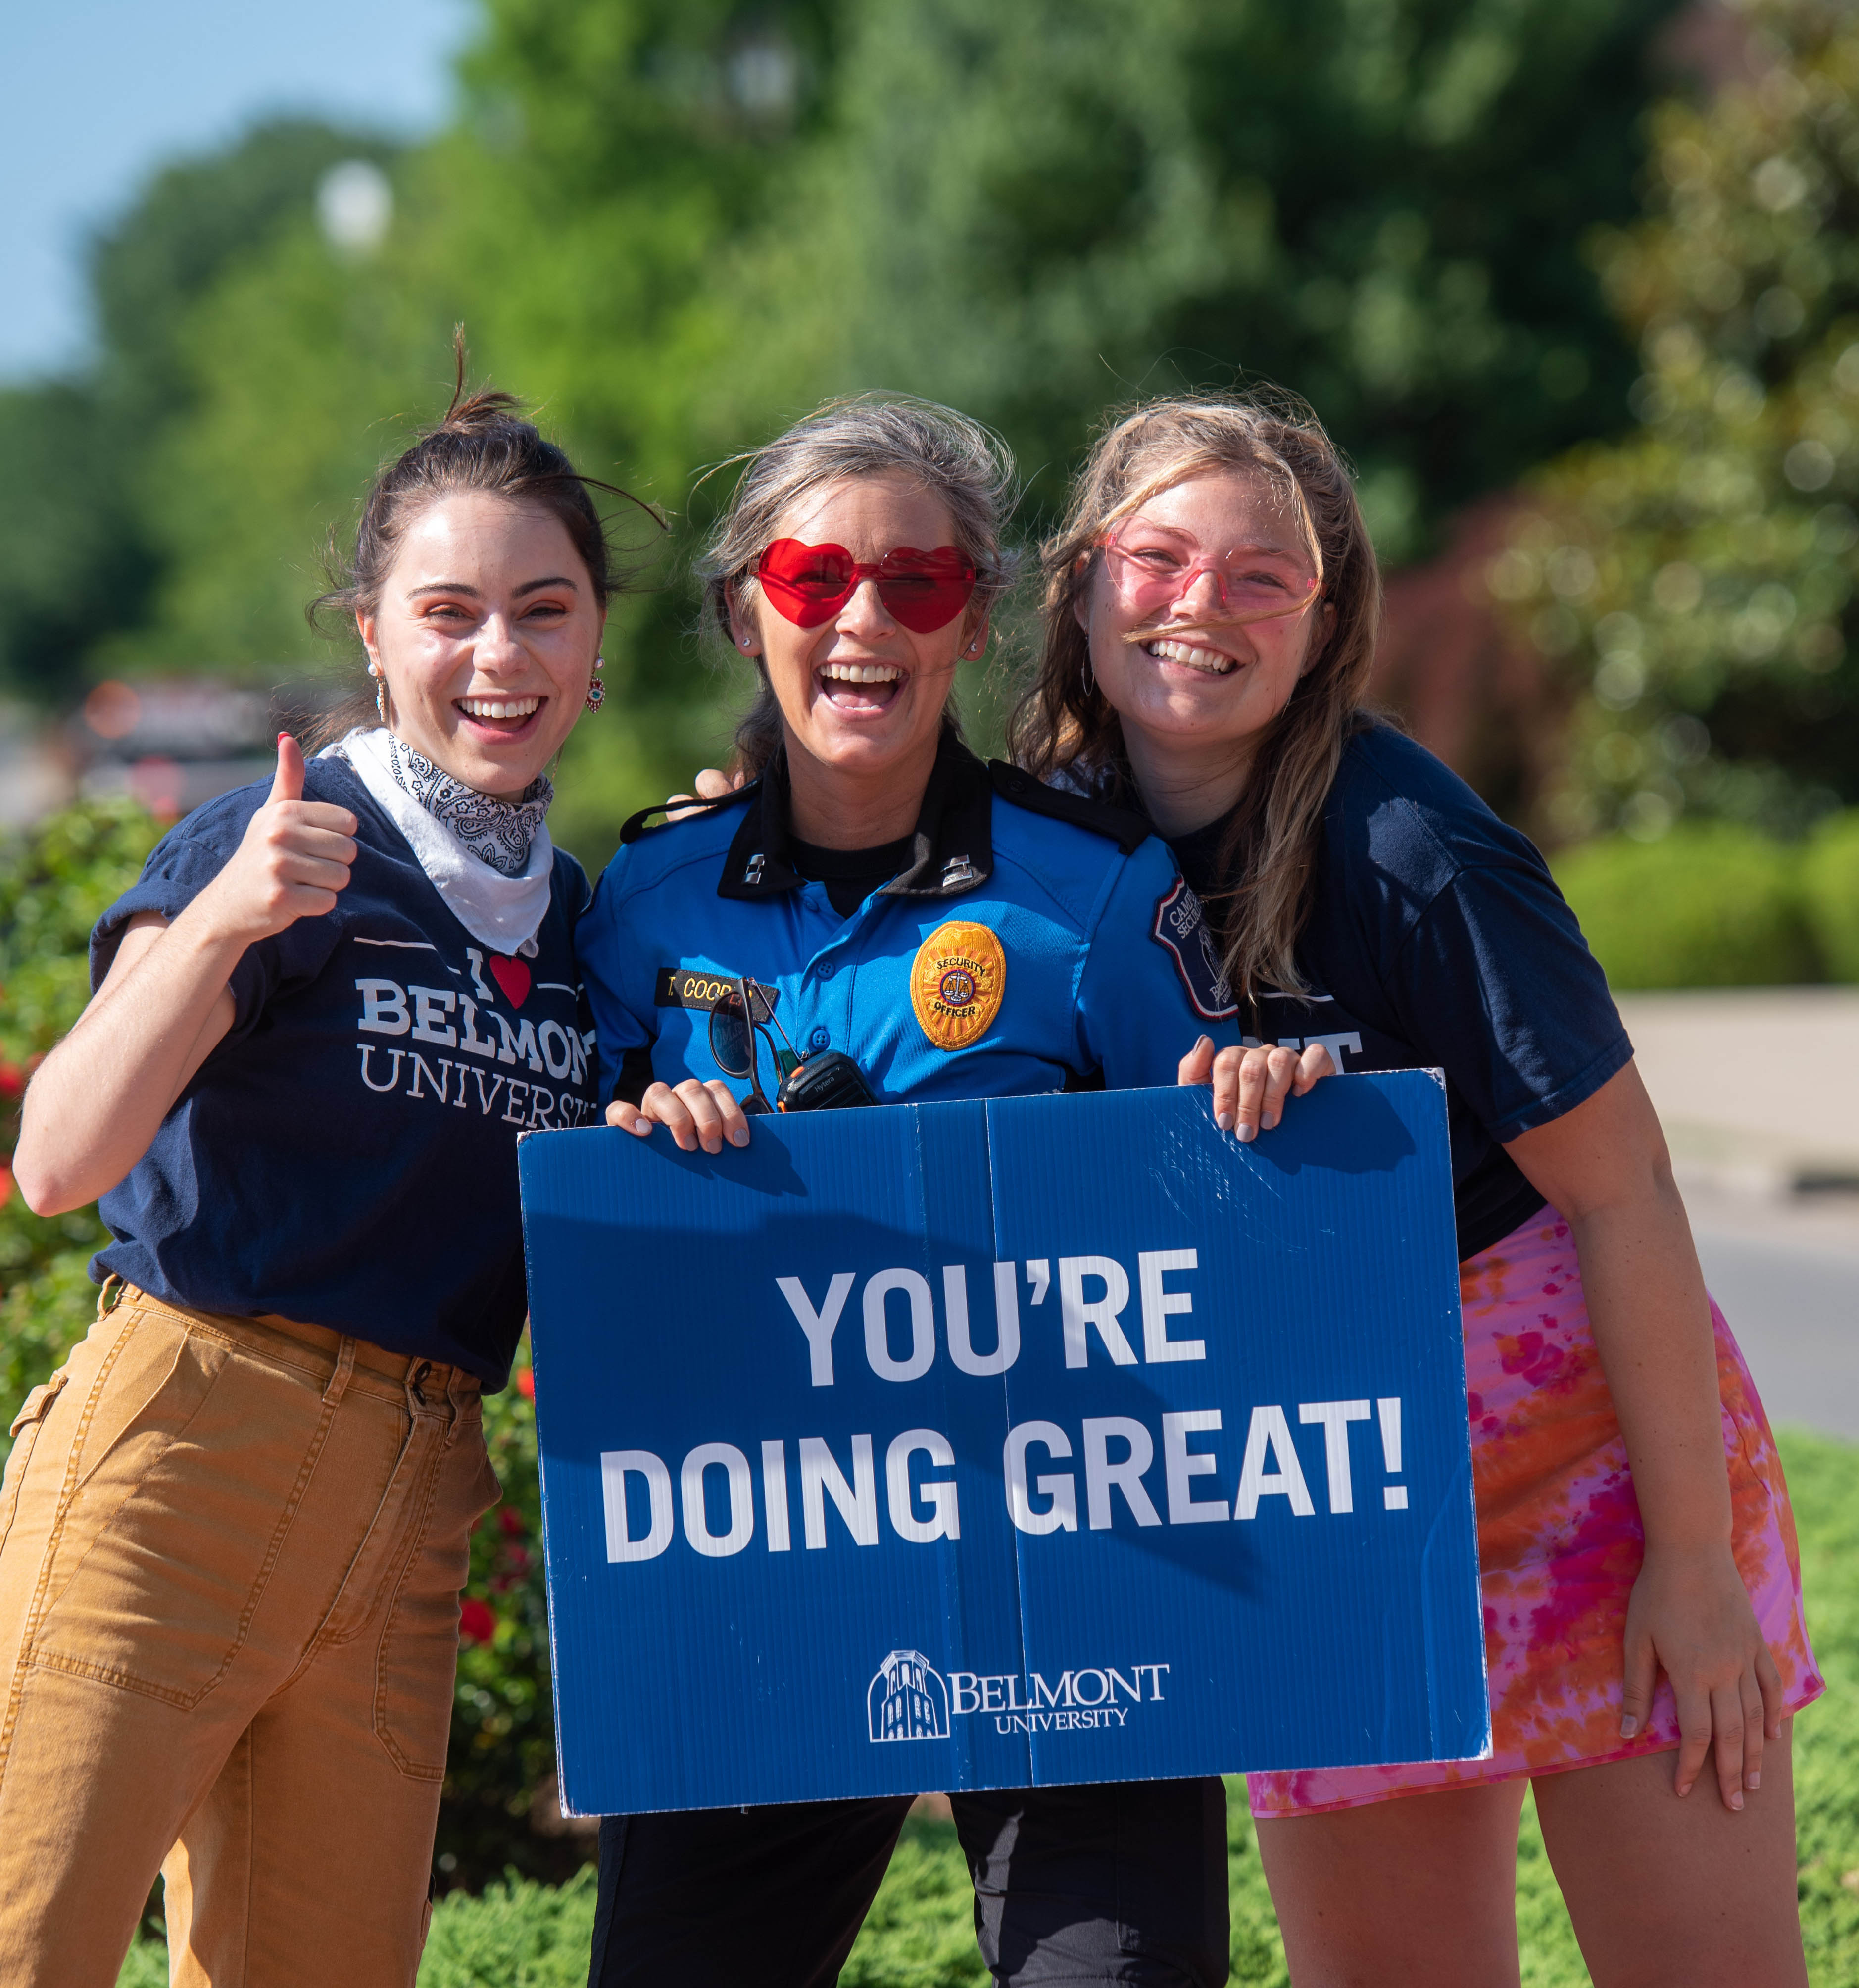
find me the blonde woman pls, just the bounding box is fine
[1007,394,1819,1987]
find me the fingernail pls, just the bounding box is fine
[1237,1123,1255,1143]
[1747,1772,1760,1790]
[1676,1780,1691,1797]
[1216,1112,1235,1132]
[1619,1716,1638,1738]
[1730,1792,1744,1812]
[1195,1034,1212,1052]
[729,1127,749,1147]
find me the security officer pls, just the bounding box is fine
[575,395,1329,1988]
[584,733,1247,1115]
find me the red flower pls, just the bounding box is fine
[458,1597,497,1645]
[499,1506,526,1536]
[516,1367,536,1400]
[0,1064,22,1098]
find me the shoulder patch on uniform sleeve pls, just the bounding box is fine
[1151,880,1238,1021]
[988,762,1150,854]
[619,781,760,846]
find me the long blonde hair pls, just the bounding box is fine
[1008,392,1381,1001]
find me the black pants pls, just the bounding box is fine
[587,1777,1229,1988]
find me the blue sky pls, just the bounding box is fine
[2,0,470,382]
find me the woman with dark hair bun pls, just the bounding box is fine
[6,369,613,1984]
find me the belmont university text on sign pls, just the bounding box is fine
[518,1076,1488,1815]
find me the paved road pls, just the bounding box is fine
[1688,1191,1859,1442]
[1617,988,1859,1194]
[1611,992,1859,1445]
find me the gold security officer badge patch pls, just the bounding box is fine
[911,922,1006,1050]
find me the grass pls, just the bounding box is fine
[116,1430,1858,1986]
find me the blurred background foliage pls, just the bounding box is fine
[0,0,1710,871]
[0,803,158,1429]
[14,2,1859,868]
[1500,0,1859,842]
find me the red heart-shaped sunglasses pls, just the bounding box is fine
[756,539,978,633]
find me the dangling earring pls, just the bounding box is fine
[1081,654,1096,699]
[584,654,606,712]
[369,661,388,725]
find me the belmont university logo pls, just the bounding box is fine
[867,1650,951,1742]
[867,1649,1171,1742]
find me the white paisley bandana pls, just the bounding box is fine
[382,731,552,876]
[328,727,556,957]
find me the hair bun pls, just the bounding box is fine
[438,385,525,438]
[304,325,655,723]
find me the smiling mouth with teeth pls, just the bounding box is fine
[457,696,543,721]
[1133,635,1239,676]
[819,663,904,685]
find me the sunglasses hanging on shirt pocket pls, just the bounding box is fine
[707,975,875,1113]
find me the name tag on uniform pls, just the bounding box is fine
[654,968,781,1014]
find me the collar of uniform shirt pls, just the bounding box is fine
[718,728,996,903]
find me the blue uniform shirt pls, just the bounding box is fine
[577,736,1237,1109]
[88,758,602,1387]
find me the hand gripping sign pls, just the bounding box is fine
[518,1076,1488,1816]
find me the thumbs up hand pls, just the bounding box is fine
[269,730,306,804]
[199,733,360,944]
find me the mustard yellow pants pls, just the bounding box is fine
[0,1284,500,1988]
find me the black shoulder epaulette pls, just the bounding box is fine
[619,780,761,846]
[988,761,1151,855]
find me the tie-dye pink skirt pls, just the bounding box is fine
[1246,1206,1823,1818]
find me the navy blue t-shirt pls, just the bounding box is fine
[89,758,601,1387]
[1164,723,1632,1260]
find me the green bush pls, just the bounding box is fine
[0,799,163,1460]
[1802,812,1859,985]
[417,1867,599,1987]
[1552,823,1822,991]
[1,798,581,1909]
[438,1349,594,1893]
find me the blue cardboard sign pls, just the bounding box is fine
[519,1075,1487,1816]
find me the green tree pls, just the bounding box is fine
[1492,0,1859,841]
[4,0,1706,868]
[0,120,402,699]
[96,5,849,854]
[732,0,1681,556]
[0,385,155,698]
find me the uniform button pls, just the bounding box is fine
[808,1027,831,1052]
[817,961,837,980]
